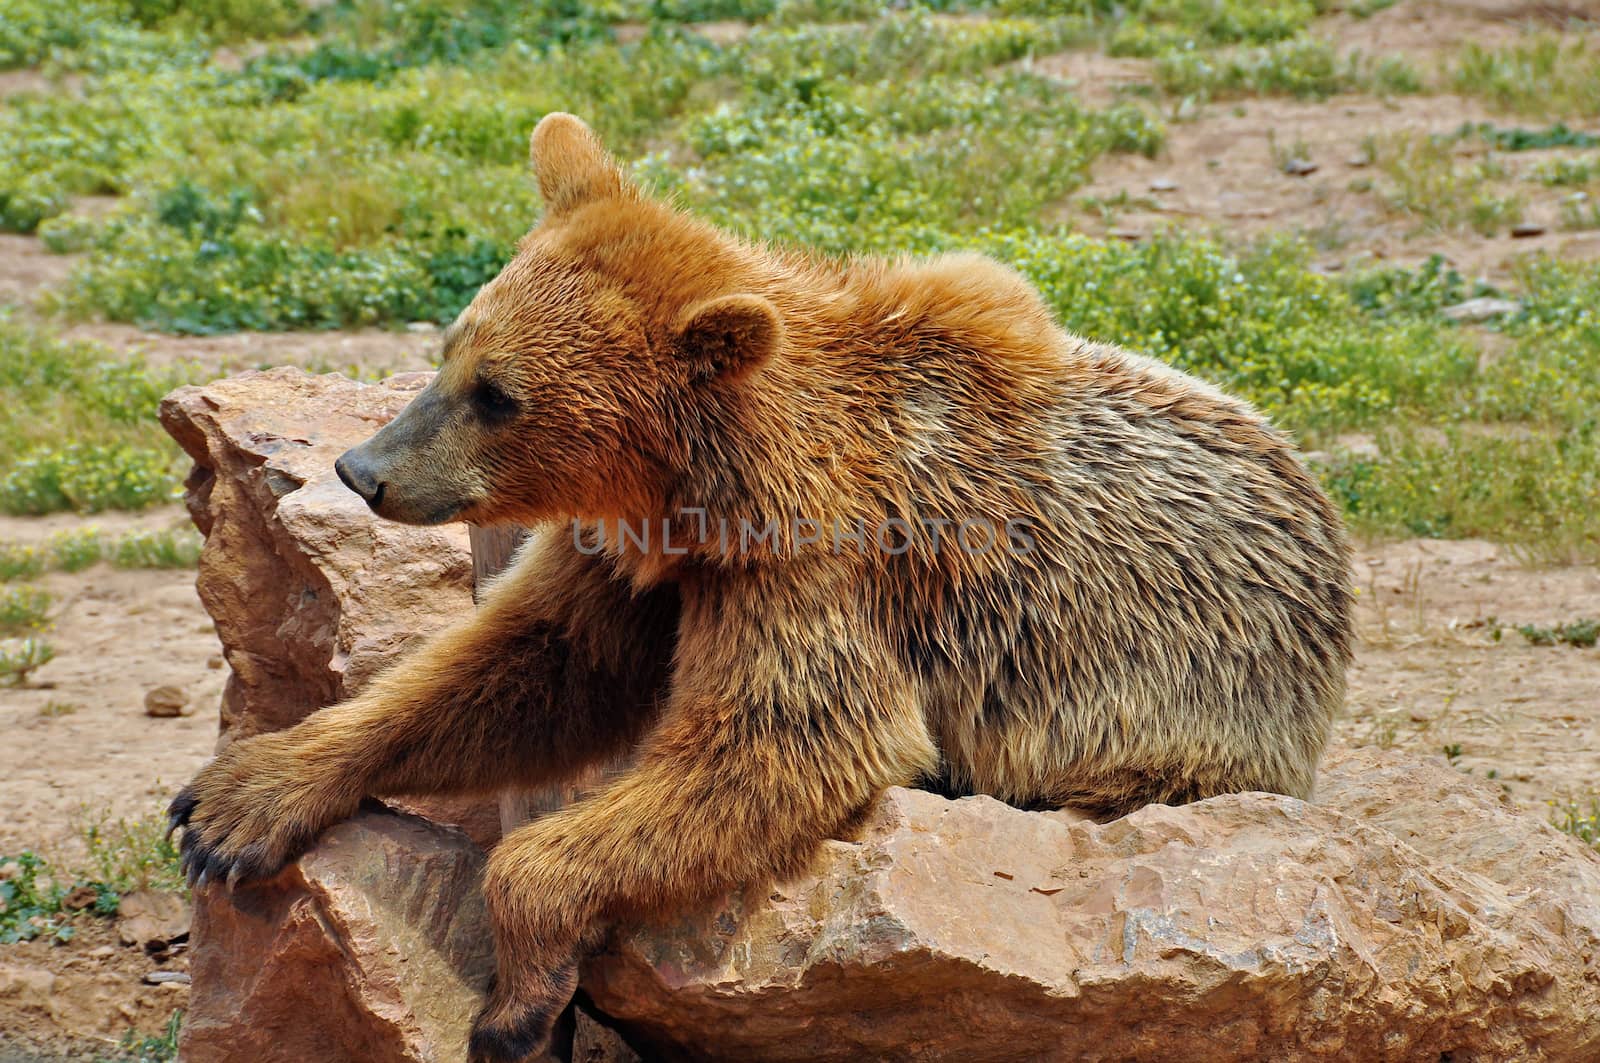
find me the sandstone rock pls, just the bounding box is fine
[583,746,1600,1062]
[181,810,495,1063]
[160,368,497,845]
[115,890,191,952]
[160,368,474,742]
[143,684,190,718]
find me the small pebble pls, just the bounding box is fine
[1510,223,1546,239]
[1148,176,1178,192]
[144,685,190,718]
[143,970,192,986]
[1282,157,1319,177]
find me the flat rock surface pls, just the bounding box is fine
[584,747,1600,1062]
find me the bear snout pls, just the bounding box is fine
[335,449,386,511]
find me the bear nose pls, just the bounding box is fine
[335,450,386,509]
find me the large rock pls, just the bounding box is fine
[160,367,474,742]
[584,746,1600,1062]
[160,368,495,843]
[182,810,494,1063]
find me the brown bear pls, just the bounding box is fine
[169,113,1353,1061]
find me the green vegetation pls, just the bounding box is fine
[0,0,1596,555]
[0,317,196,515]
[1553,798,1600,850]
[1374,133,1524,236]
[111,527,204,568]
[0,585,51,635]
[0,637,54,686]
[1451,36,1600,118]
[0,527,204,579]
[1516,618,1600,649]
[79,812,187,896]
[101,1011,184,1063]
[0,813,181,944]
[1154,38,1418,101]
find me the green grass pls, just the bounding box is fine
[1516,619,1600,649]
[1451,36,1600,119]
[0,527,203,578]
[1154,37,1420,101]
[0,636,55,685]
[1373,132,1524,237]
[1553,798,1600,849]
[0,316,195,514]
[111,527,203,569]
[0,0,1597,554]
[100,1011,183,1063]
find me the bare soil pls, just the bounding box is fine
[1044,1,1600,282]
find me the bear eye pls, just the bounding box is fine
[471,376,519,424]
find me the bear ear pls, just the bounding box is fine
[674,294,782,382]
[530,112,628,214]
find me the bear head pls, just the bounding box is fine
[335,113,784,529]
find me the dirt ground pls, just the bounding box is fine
[1043,0,1600,282]
[3,0,1600,1053]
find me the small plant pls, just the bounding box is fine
[0,542,45,582]
[39,700,80,718]
[1552,798,1600,849]
[1516,619,1600,649]
[103,1010,183,1063]
[1443,743,1465,764]
[49,528,104,572]
[105,1010,184,1063]
[111,528,203,569]
[0,585,51,635]
[79,812,185,896]
[0,849,119,944]
[0,637,55,686]
[0,852,77,943]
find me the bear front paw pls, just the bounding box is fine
[167,734,355,889]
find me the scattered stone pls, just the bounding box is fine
[143,684,190,718]
[1345,152,1372,168]
[60,884,99,911]
[404,321,439,333]
[116,890,192,953]
[206,654,224,670]
[1511,222,1547,238]
[181,810,497,1063]
[1148,176,1178,192]
[1108,227,1142,242]
[1442,297,1522,323]
[583,747,1600,1061]
[1281,156,1318,176]
[142,971,192,986]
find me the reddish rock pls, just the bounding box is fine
[160,368,473,741]
[115,890,191,952]
[181,810,494,1063]
[159,368,497,845]
[583,746,1600,1062]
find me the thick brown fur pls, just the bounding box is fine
[172,114,1354,1061]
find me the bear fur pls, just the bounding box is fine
[171,113,1354,1062]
